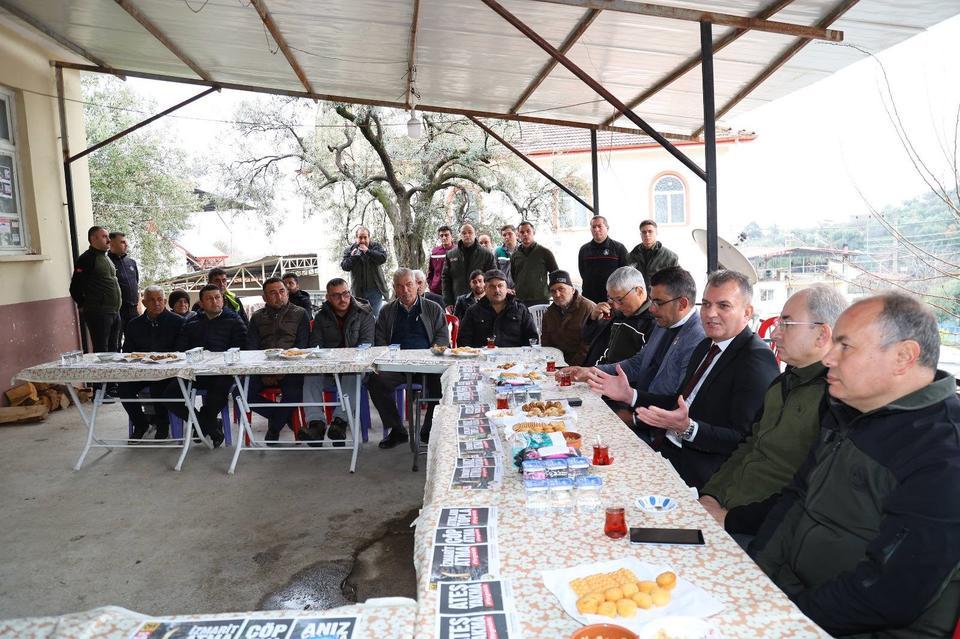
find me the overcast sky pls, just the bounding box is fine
[126,11,960,245]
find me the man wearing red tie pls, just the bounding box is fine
[633,270,779,490]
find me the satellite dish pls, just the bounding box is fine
[691,229,759,284]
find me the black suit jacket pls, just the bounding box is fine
[635,325,779,489]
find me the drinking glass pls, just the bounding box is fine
[604,507,628,539]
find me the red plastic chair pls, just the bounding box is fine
[236,386,305,445]
[757,316,780,364]
[445,313,459,348]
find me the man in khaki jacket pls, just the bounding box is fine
[540,270,595,366]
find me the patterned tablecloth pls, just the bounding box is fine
[414,352,827,639]
[14,348,390,385]
[0,599,417,639]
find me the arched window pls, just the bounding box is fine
[652,174,686,225]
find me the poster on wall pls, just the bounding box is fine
[0,216,20,248]
[0,166,12,199]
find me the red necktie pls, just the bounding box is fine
[651,343,720,451]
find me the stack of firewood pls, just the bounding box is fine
[1,382,89,424]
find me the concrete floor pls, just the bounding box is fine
[0,402,426,620]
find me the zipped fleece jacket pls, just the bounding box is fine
[701,362,828,510]
[247,303,309,350]
[510,242,559,306]
[578,237,628,304]
[441,240,496,306]
[627,241,679,288]
[309,298,375,348]
[427,245,451,295]
[540,292,596,366]
[69,247,121,314]
[458,295,538,349]
[753,371,960,639]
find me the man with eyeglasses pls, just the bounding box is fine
[578,267,704,426]
[632,270,779,490]
[697,285,847,544]
[300,278,376,447]
[578,266,657,371]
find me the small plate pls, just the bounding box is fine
[635,495,677,514]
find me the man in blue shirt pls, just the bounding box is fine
[368,268,449,448]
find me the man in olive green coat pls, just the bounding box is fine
[698,285,848,538]
[628,219,678,290]
[510,221,558,306]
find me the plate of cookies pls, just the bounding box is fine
[541,559,723,633]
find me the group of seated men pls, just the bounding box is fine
[113,214,958,635]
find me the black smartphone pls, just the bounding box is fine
[566,397,583,406]
[629,527,704,546]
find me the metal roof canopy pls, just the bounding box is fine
[1,0,956,273]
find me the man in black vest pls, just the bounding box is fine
[107,231,140,348]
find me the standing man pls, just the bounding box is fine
[107,231,140,347]
[511,221,558,307]
[540,270,596,366]
[69,225,121,353]
[752,293,960,638]
[282,272,313,314]
[477,234,494,251]
[202,267,249,324]
[495,224,519,289]
[578,216,628,304]
[458,269,538,348]
[340,226,388,318]
[246,277,310,444]
[441,223,496,313]
[369,268,449,447]
[633,270,779,489]
[165,284,247,447]
[453,270,485,320]
[119,285,186,440]
[628,220,678,289]
[301,278,376,447]
[698,285,848,540]
[427,225,455,296]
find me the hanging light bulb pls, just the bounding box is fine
[407,108,423,140]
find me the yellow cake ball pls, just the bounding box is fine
[597,601,617,617]
[604,587,624,602]
[656,571,677,590]
[651,587,672,607]
[637,580,657,593]
[577,596,600,614]
[631,591,653,609]
[616,598,638,618]
[620,582,639,597]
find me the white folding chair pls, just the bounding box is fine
[528,303,550,337]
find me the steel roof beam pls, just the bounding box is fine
[54,60,698,141]
[250,0,314,95]
[601,0,795,127]
[510,8,600,113]
[113,0,213,82]
[692,0,860,138]
[0,0,124,77]
[481,0,706,181]
[527,0,843,42]
[405,0,421,108]
[468,115,595,212]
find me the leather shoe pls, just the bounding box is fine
[328,417,348,448]
[378,428,409,449]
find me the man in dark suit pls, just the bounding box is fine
[633,270,779,490]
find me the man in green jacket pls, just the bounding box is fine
[698,285,848,540]
[511,221,558,306]
[628,220,678,290]
[69,225,122,353]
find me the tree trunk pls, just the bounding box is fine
[390,195,426,270]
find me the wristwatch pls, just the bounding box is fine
[680,419,698,441]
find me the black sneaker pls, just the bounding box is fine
[378,428,409,449]
[131,422,149,440]
[210,428,225,449]
[419,425,431,444]
[298,420,327,448]
[328,417,348,448]
[154,425,170,440]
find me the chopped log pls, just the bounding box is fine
[5,382,38,407]
[75,388,93,403]
[40,389,63,412]
[0,405,48,424]
[33,382,52,392]
[59,392,71,410]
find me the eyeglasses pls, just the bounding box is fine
[607,287,638,306]
[649,295,682,307]
[328,291,352,300]
[772,318,824,331]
